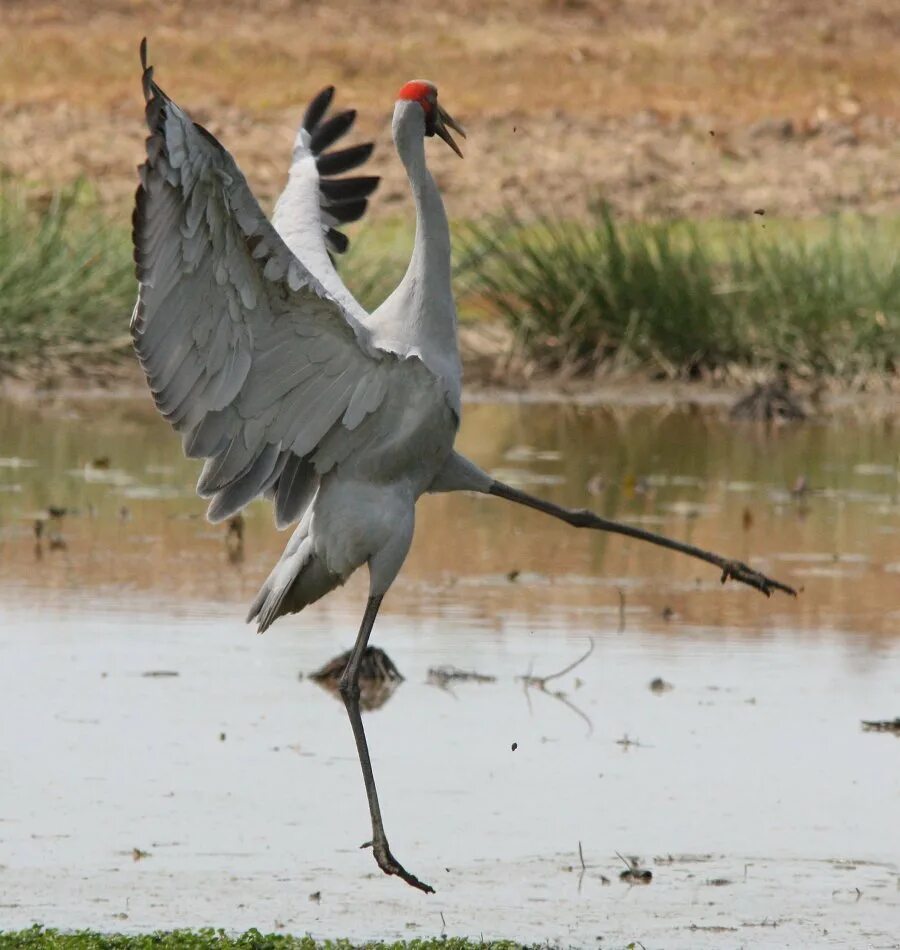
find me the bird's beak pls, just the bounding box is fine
[435,104,466,158]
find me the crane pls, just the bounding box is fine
[131,40,796,894]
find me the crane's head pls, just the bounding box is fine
[397,80,466,158]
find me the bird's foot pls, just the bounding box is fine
[719,559,797,598]
[367,837,435,894]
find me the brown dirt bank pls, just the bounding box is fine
[2,334,897,418]
[2,0,899,221]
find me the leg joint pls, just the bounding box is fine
[338,673,360,700]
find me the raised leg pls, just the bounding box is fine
[488,480,796,598]
[338,595,435,894]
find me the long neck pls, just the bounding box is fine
[371,104,459,388]
[399,132,452,294]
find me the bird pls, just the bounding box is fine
[131,40,795,894]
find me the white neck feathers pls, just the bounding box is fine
[368,101,461,411]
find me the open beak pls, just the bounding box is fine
[435,104,466,158]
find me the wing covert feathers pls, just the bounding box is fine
[131,41,402,527]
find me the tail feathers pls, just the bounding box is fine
[246,537,343,633]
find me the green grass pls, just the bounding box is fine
[0,182,407,363]
[2,179,897,383]
[459,209,900,379]
[0,930,529,950]
[0,181,135,360]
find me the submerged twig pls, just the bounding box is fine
[518,639,595,735]
[520,638,594,690]
[568,842,610,891]
[427,665,497,691]
[861,718,900,735]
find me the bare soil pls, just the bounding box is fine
[2,0,899,221]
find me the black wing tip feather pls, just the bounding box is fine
[309,109,357,156]
[299,87,380,256]
[325,229,349,254]
[139,37,159,106]
[327,197,369,225]
[303,85,336,134]
[319,176,380,203]
[315,142,375,177]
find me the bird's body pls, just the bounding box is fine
[133,54,464,633]
[248,98,463,632]
[132,42,794,894]
[248,366,457,630]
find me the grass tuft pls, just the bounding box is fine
[1,180,897,384]
[459,209,900,380]
[0,181,135,360]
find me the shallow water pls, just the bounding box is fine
[0,396,898,947]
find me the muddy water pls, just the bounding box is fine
[0,396,898,948]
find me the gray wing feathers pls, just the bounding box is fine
[273,455,318,530]
[132,44,402,526]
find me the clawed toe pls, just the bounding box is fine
[719,558,797,597]
[373,840,435,894]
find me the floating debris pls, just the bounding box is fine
[617,851,653,884]
[519,639,594,692]
[141,670,179,678]
[131,847,150,861]
[518,640,594,734]
[861,718,900,735]
[309,646,403,711]
[427,665,497,688]
[649,677,674,694]
[729,376,807,422]
[616,734,645,749]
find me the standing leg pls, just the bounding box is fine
[338,595,434,894]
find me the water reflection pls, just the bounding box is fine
[1,396,898,944]
[0,396,896,639]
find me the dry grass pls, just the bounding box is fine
[1,0,899,221]
[3,0,899,119]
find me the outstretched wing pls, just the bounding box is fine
[271,87,379,317]
[131,40,415,527]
